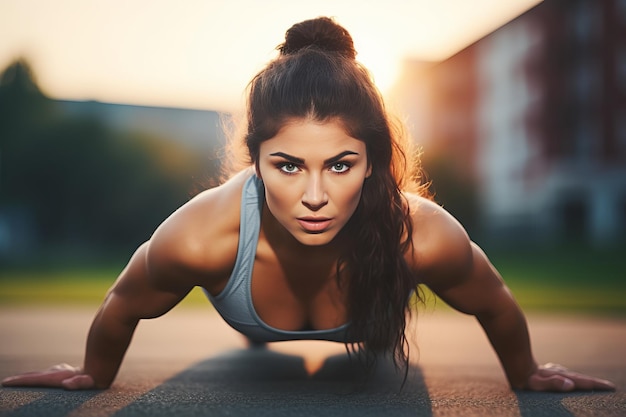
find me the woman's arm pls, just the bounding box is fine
[83,240,194,388]
[2,240,194,389]
[411,197,615,391]
[2,173,245,390]
[431,240,541,389]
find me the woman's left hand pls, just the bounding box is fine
[523,363,616,392]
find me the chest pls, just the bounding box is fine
[250,244,348,331]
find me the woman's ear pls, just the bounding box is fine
[365,163,372,179]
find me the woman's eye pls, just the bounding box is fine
[330,162,350,173]
[279,163,299,174]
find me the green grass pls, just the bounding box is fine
[1,245,624,315]
[0,267,210,308]
[480,245,625,315]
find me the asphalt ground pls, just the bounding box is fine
[0,305,624,417]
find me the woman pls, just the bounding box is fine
[2,17,615,392]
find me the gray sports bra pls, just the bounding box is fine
[203,175,351,343]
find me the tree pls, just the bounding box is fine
[0,59,205,263]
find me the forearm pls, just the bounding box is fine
[476,297,537,389]
[82,299,139,389]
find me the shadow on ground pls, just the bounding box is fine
[114,349,432,417]
[0,389,98,417]
[1,349,432,417]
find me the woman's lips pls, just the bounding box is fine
[297,217,332,233]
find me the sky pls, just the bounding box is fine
[0,0,542,112]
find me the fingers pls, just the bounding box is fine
[570,375,616,391]
[1,364,83,388]
[2,369,76,387]
[525,363,616,392]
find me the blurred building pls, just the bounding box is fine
[394,0,626,246]
[56,100,226,152]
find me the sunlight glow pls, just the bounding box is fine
[355,36,403,96]
[0,0,542,112]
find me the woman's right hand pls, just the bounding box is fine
[1,364,96,390]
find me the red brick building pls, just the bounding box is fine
[394,0,626,246]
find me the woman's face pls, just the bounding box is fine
[257,118,371,246]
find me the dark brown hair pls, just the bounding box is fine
[243,17,425,372]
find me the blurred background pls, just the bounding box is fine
[0,0,624,313]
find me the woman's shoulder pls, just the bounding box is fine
[403,193,474,287]
[145,169,255,288]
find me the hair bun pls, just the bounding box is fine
[279,17,356,60]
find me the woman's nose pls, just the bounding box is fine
[302,174,328,210]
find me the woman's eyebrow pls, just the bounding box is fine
[324,151,359,164]
[269,150,359,165]
[269,152,304,164]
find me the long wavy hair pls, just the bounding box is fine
[239,17,426,372]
